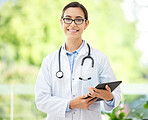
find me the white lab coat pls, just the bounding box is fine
[35,42,121,120]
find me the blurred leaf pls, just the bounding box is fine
[119,112,125,119]
[144,101,148,109]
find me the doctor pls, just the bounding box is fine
[35,2,121,120]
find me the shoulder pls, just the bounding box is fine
[91,47,108,60]
[42,50,59,65]
[90,47,112,68]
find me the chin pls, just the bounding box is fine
[67,36,80,40]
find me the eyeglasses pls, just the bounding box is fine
[62,18,86,25]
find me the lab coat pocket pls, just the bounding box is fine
[81,67,95,94]
[83,107,101,120]
[88,102,100,113]
[46,115,65,120]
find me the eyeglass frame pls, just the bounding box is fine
[62,18,86,25]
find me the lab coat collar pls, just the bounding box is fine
[62,40,85,55]
[61,40,88,56]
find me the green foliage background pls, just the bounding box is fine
[0,0,146,83]
[0,0,147,119]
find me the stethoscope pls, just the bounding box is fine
[56,43,94,80]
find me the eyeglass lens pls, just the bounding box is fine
[63,18,85,24]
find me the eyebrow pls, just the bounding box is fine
[64,15,83,19]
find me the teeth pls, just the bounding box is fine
[69,29,77,32]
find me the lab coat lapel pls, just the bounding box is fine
[59,41,89,78]
[78,41,88,56]
[75,41,88,61]
[73,42,88,70]
[60,41,88,72]
[59,44,71,71]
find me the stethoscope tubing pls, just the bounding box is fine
[56,43,94,79]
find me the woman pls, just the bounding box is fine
[35,2,121,120]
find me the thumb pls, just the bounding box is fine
[105,85,111,92]
[80,94,89,98]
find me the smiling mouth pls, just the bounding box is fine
[68,29,79,33]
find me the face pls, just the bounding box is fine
[60,7,89,41]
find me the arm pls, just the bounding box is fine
[35,58,69,117]
[98,55,121,111]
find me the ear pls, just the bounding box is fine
[84,20,89,30]
[60,18,63,27]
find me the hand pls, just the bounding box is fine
[69,94,98,110]
[88,85,113,101]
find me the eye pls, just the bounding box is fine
[75,19,82,22]
[65,18,71,21]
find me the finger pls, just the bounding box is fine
[84,93,95,100]
[80,94,89,99]
[88,87,100,95]
[88,87,101,98]
[88,97,98,105]
[80,93,94,100]
[86,97,95,102]
[90,87,101,93]
[105,85,111,92]
[88,87,95,93]
[90,91,100,98]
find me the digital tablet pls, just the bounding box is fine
[84,81,122,101]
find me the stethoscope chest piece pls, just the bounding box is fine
[56,71,64,78]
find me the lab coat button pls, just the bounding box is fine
[72,78,74,80]
[73,95,75,97]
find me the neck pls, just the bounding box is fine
[65,38,83,53]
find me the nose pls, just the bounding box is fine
[70,20,76,26]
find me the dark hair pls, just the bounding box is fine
[61,2,88,20]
